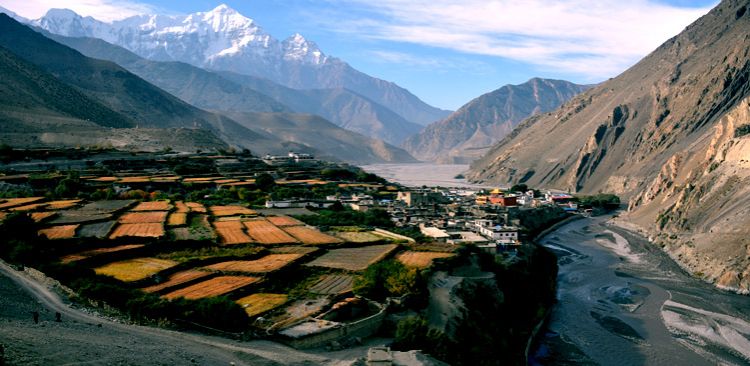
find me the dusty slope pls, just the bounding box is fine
[404,78,588,163]
[469,0,750,291]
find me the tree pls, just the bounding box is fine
[510,183,528,192]
[255,173,275,191]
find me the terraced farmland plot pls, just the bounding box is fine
[210,205,257,217]
[0,197,44,210]
[60,244,145,264]
[119,211,168,224]
[309,275,354,295]
[171,215,215,241]
[167,212,187,226]
[30,211,56,223]
[396,251,455,268]
[205,254,304,274]
[10,203,48,212]
[174,201,190,213]
[332,231,387,244]
[266,216,304,227]
[118,176,151,183]
[46,200,82,210]
[305,244,398,271]
[94,258,178,282]
[213,221,252,245]
[141,270,212,293]
[50,211,113,225]
[131,201,172,211]
[77,221,116,238]
[110,223,165,239]
[38,225,79,239]
[283,226,343,245]
[183,177,219,183]
[243,219,297,245]
[185,202,206,213]
[163,276,261,300]
[77,200,136,213]
[270,246,318,255]
[236,294,288,317]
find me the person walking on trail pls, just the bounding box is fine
[55,312,61,322]
[31,311,39,324]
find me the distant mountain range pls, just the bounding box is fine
[469,0,750,292]
[0,14,416,164]
[403,78,589,163]
[28,4,451,143]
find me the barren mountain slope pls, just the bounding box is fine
[469,0,750,291]
[404,78,588,163]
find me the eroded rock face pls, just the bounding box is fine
[469,0,750,293]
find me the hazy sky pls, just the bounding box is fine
[0,0,719,110]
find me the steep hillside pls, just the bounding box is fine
[223,112,418,164]
[31,5,451,126]
[403,78,588,163]
[48,34,422,145]
[469,0,750,291]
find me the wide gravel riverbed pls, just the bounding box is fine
[531,216,750,365]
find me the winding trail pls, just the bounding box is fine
[0,261,345,365]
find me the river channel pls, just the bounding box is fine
[531,216,750,365]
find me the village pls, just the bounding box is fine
[0,147,609,360]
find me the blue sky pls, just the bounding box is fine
[1,0,719,110]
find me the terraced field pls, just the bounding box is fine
[210,205,256,217]
[331,231,386,244]
[205,254,303,274]
[167,213,187,226]
[162,276,261,300]
[94,258,178,282]
[110,223,165,239]
[213,221,252,245]
[60,244,145,264]
[38,225,79,240]
[305,244,398,271]
[141,270,212,293]
[283,226,343,245]
[308,275,354,295]
[396,251,455,268]
[118,212,168,224]
[243,219,297,245]
[131,201,172,211]
[236,294,288,317]
[266,216,304,227]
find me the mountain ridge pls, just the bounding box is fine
[403,78,589,163]
[30,4,451,126]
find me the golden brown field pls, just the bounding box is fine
[45,199,82,210]
[94,258,178,282]
[60,244,145,264]
[167,212,187,226]
[265,216,304,227]
[283,226,343,245]
[38,225,79,239]
[173,201,190,213]
[119,211,168,224]
[0,197,44,209]
[186,202,207,213]
[131,201,172,211]
[205,254,303,273]
[396,251,455,268]
[235,293,288,317]
[109,223,165,239]
[30,212,56,223]
[243,219,297,245]
[162,276,261,300]
[305,244,398,271]
[141,270,212,293]
[213,221,252,245]
[210,205,257,217]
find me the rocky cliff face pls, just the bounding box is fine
[469,0,750,292]
[404,78,588,163]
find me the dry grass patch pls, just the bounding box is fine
[119,211,168,224]
[167,212,187,226]
[131,201,171,211]
[110,223,165,239]
[141,270,212,293]
[210,205,257,217]
[9,203,48,212]
[183,177,219,183]
[94,258,178,282]
[396,251,455,269]
[243,219,297,245]
[266,216,304,227]
[236,294,288,317]
[118,176,151,183]
[162,276,261,300]
[38,225,79,239]
[305,244,398,271]
[283,226,343,245]
[205,254,303,274]
[60,244,145,264]
[89,176,117,182]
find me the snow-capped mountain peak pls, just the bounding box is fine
[282,33,327,65]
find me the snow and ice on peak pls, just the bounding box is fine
[282,33,327,65]
[0,5,28,22]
